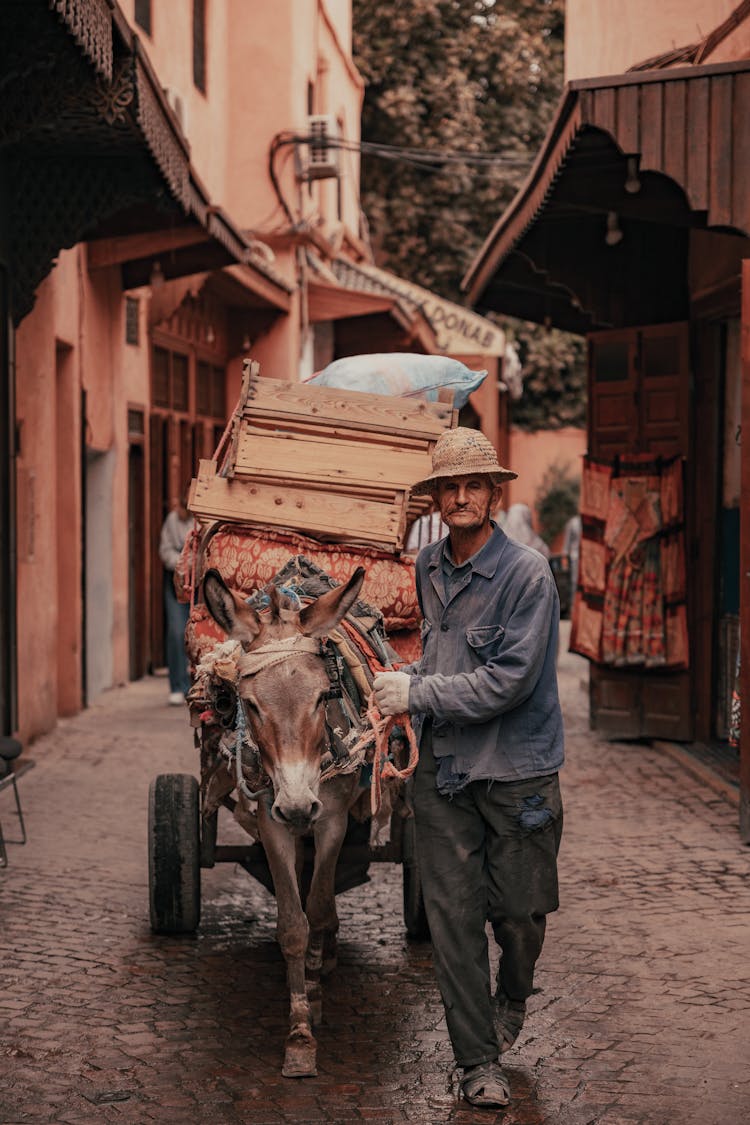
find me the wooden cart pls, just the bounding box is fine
[148,361,457,941]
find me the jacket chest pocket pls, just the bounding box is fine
[467,624,505,661]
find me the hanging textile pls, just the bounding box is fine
[729,648,741,748]
[570,453,689,669]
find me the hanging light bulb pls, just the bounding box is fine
[205,323,215,344]
[605,211,623,246]
[624,156,641,194]
[149,260,165,289]
[241,333,251,351]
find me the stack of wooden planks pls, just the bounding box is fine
[187,359,456,551]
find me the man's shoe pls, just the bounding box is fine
[494,988,527,1052]
[168,691,185,706]
[460,1061,511,1107]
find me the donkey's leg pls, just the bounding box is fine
[305,803,351,1023]
[258,805,317,1078]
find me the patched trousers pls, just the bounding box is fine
[413,733,563,1068]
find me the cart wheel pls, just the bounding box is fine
[149,773,201,934]
[402,816,430,941]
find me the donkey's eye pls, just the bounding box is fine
[315,692,328,709]
[243,698,261,718]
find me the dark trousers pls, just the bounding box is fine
[413,734,563,1068]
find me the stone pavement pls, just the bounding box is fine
[1,626,749,1125]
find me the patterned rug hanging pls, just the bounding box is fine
[570,453,689,669]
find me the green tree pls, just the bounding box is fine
[353,0,585,428]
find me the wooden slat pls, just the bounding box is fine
[639,82,663,169]
[189,470,407,548]
[242,375,455,441]
[245,415,433,452]
[709,74,733,228]
[234,431,433,491]
[732,72,750,235]
[592,87,616,135]
[616,85,639,154]
[686,78,710,211]
[663,80,687,186]
[238,473,402,504]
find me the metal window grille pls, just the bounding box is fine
[193,0,206,93]
[125,297,139,346]
[127,409,145,437]
[134,0,152,35]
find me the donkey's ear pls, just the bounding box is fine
[298,567,365,637]
[203,569,261,643]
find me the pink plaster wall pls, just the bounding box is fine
[15,279,61,741]
[14,245,151,739]
[504,427,587,526]
[565,0,740,80]
[120,0,364,379]
[14,2,368,741]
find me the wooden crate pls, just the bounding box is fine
[188,359,455,551]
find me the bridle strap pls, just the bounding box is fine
[236,635,321,681]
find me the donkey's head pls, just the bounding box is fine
[203,567,365,833]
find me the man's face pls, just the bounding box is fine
[434,474,500,532]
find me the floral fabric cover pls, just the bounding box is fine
[571,454,689,669]
[178,524,422,666]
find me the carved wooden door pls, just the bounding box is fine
[587,322,692,740]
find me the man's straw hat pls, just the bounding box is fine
[411,427,517,496]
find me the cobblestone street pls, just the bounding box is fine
[1,628,749,1124]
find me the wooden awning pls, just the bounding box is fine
[2,0,263,323]
[49,0,114,81]
[308,278,439,353]
[463,58,750,332]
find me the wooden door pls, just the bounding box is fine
[740,262,750,841]
[128,437,147,680]
[149,412,169,670]
[587,322,692,740]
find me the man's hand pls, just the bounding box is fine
[372,671,411,716]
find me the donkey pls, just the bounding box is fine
[202,565,367,1078]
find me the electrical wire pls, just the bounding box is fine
[341,137,533,169]
[265,129,532,232]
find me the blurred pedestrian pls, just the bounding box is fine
[405,508,449,553]
[158,492,193,705]
[503,503,550,558]
[563,514,581,599]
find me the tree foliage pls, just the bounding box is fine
[535,460,581,544]
[353,0,586,429]
[505,320,586,430]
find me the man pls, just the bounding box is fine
[158,493,193,705]
[373,428,564,1109]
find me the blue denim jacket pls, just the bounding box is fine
[405,523,564,793]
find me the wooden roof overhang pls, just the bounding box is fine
[463,59,750,332]
[1,0,260,324]
[308,278,440,353]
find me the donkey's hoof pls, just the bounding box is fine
[283,1039,318,1078]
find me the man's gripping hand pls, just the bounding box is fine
[372,671,411,716]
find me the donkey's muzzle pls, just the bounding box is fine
[271,793,323,832]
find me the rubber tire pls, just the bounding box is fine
[149,773,201,934]
[402,816,430,941]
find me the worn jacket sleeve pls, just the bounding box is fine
[408,573,555,722]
